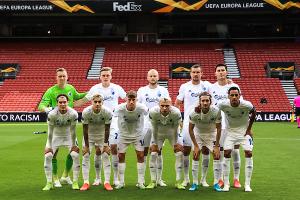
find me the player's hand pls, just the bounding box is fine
[71,146,79,153]
[174,143,183,152]
[213,146,220,160]
[193,145,200,160]
[44,148,53,154]
[103,145,111,154]
[82,146,89,155]
[150,144,159,153]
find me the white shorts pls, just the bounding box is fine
[151,134,177,149]
[220,129,227,148]
[182,123,192,146]
[82,138,104,150]
[223,134,253,151]
[51,137,73,153]
[193,134,214,152]
[109,127,119,145]
[143,126,152,148]
[118,138,144,153]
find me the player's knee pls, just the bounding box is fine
[44,152,53,160]
[183,146,191,156]
[224,150,231,158]
[201,147,209,155]
[118,153,125,163]
[83,152,90,159]
[70,151,79,159]
[111,145,118,155]
[150,151,158,157]
[95,147,101,155]
[245,151,252,158]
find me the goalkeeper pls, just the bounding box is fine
[38,67,86,187]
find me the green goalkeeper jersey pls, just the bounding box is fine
[38,84,86,111]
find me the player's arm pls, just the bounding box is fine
[45,124,54,151]
[150,114,159,144]
[38,90,53,113]
[214,122,221,159]
[245,107,256,137]
[73,86,87,100]
[189,122,200,159]
[103,123,111,154]
[82,123,89,154]
[74,97,89,107]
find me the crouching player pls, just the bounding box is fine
[42,94,80,190]
[188,92,222,191]
[146,98,184,190]
[80,94,113,191]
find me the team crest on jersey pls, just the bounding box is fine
[111,88,115,95]
[157,92,161,97]
[68,91,72,97]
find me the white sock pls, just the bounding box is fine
[94,154,102,180]
[220,150,224,180]
[82,153,90,183]
[157,154,163,181]
[191,159,199,184]
[232,149,241,180]
[183,155,190,182]
[213,160,221,184]
[149,152,158,181]
[112,154,119,183]
[102,153,111,184]
[245,157,253,186]
[44,152,53,182]
[137,162,145,185]
[223,158,231,186]
[118,162,126,185]
[201,154,210,182]
[70,151,80,182]
[175,152,183,181]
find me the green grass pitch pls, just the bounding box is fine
[0,122,299,200]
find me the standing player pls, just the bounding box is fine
[293,92,300,128]
[188,92,222,191]
[174,64,211,187]
[114,91,148,189]
[80,94,113,191]
[75,67,126,185]
[39,68,86,187]
[137,69,170,187]
[209,64,242,188]
[42,94,80,191]
[218,87,256,192]
[146,98,184,190]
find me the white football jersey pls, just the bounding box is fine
[177,80,211,124]
[149,105,182,137]
[114,103,148,141]
[218,99,254,137]
[82,105,112,141]
[137,85,170,109]
[210,82,241,106]
[85,83,126,111]
[189,106,221,137]
[47,107,78,138]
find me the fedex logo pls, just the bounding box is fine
[113,2,142,12]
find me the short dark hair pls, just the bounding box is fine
[126,90,137,98]
[199,91,212,103]
[56,94,69,102]
[191,64,201,70]
[228,86,240,95]
[215,64,227,71]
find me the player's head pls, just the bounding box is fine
[199,92,212,111]
[56,68,68,86]
[190,64,202,82]
[126,90,137,111]
[100,67,112,84]
[56,94,69,112]
[228,86,241,107]
[215,64,228,81]
[92,94,103,112]
[147,69,159,85]
[159,97,172,116]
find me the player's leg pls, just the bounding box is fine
[143,126,152,185]
[115,142,128,189]
[102,145,113,191]
[233,144,241,188]
[189,142,200,191]
[212,146,222,192]
[70,146,80,190]
[109,126,119,186]
[200,146,210,187]
[173,142,185,190]
[146,144,158,189]
[222,135,234,192]
[51,150,60,186]
[243,135,254,192]
[43,148,54,191]
[93,146,102,186]
[219,128,227,187]
[80,142,91,191]
[182,124,191,186]
[157,149,166,186]
[136,139,146,189]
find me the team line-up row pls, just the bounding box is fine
[39,65,255,192]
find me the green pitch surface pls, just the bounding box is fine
[0,122,299,200]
